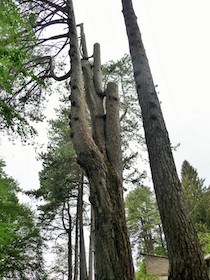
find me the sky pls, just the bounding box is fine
[1,0,210,193]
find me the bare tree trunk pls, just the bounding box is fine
[88,206,94,280]
[66,1,134,279]
[62,203,72,280]
[140,217,154,254]
[78,175,88,280]
[121,0,209,279]
[73,188,79,280]
[67,203,72,280]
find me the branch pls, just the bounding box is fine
[62,202,69,233]
[49,56,71,81]
[33,0,68,14]
[34,8,59,28]
[120,101,129,122]
[37,32,69,44]
[36,19,67,31]
[50,69,71,81]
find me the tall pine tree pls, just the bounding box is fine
[121,0,209,279]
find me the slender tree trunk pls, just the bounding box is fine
[88,206,94,280]
[73,187,79,280]
[92,206,97,280]
[79,176,88,280]
[67,203,72,280]
[121,1,209,279]
[66,1,134,279]
[140,217,154,254]
[62,203,72,280]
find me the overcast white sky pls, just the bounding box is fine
[1,0,210,192]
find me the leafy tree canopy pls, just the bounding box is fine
[0,159,46,279]
[26,105,81,230]
[125,185,167,259]
[181,160,210,253]
[0,0,49,139]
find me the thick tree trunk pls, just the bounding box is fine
[121,1,209,279]
[66,1,134,279]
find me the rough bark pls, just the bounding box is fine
[158,224,166,253]
[66,1,134,279]
[105,82,123,186]
[121,0,209,279]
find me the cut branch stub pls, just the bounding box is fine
[93,43,103,96]
[78,23,88,59]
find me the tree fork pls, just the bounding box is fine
[121,0,209,279]
[67,0,134,279]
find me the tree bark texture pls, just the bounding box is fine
[121,1,209,279]
[67,1,134,279]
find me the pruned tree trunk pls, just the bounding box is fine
[121,0,209,279]
[66,1,134,279]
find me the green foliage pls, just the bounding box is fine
[0,159,46,279]
[25,105,82,277]
[0,0,48,139]
[135,260,160,280]
[125,186,167,258]
[27,105,80,234]
[181,160,210,253]
[102,54,143,148]
[0,1,33,86]
[0,99,37,140]
[198,227,210,254]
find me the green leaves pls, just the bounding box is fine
[125,185,166,257]
[0,159,46,279]
[0,1,34,89]
[0,0,47,139]
[181,160,210,253]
